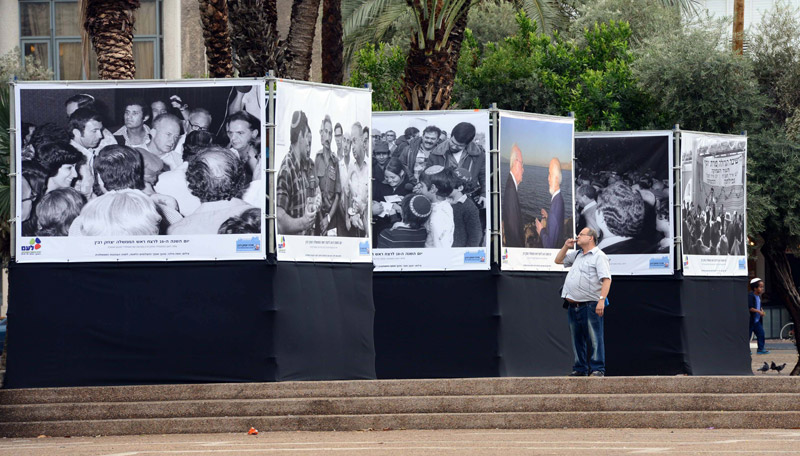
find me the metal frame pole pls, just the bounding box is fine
[673,125,682,271]
[489,103,500,266]
[8,81,17,262]
[266,72,277,255]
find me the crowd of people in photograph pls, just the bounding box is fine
[20,86,265,237]
[682,187,745,256]
[370,123,486,249]
[574,169,671,254]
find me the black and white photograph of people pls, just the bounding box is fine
[18,85,265,237]
[574,135,672,255]
[681,137,746,256]
[370,120,487,249]
[276,111,370,238]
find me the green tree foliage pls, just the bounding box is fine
[749,1,800,127]
[632,17,766,132]
[346,42,405,111]
[454,13,652,130]
[570,0,680,48]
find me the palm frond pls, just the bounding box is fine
[343,0,410,64]
[517,0,561,34]
[661,0,700,16]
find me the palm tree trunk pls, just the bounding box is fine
[400,0,471,110]
[284,0,322,80]
[733,0,744,54]
[83,0,140,79]
[762,241,800,375]
[228,0,281,77]
[322,0,344,84]
[198,0,234,77]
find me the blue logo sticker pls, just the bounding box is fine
[649,256,670,269]
[464,250,486,264]
[359,241,370,255]
[738,258,746,270]
[236,237,261,252]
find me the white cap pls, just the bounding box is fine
[750,277,762,284]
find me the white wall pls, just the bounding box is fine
[697,0,800,29]
[0,0,21,57]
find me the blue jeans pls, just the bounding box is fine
[750,319,765,351]
[567,302,605,374]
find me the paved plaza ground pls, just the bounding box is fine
[2,429,800,455]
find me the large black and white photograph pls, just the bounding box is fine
[681,132,747,276]
[274,80,372,263]
[371,110,489,271]
[498,112,574,271]
[574,132,674,275]
[15,80,267,263]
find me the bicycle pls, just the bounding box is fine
[780,322,795,344]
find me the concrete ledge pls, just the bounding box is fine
[2,377,799,405]
[1,393,798,422]
[2,411,800,437]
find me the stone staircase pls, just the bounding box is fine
[1,377,799,437]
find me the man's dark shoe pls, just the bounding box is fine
[568,371,587,377]
[757,350,771,354]
[589,371,605,377]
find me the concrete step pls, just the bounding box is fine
[3,376,800,405]
[2,411,800,437]
[1,393,799,423]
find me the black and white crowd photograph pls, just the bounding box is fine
[371,112,489,251]
[16,82,266,245]
[680,133,746,258]
[273,81,372,262]
[574,134,673,258]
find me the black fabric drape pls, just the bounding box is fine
[4,261,277,388]
[273,262,375,381]
[373,270,499,379]
[681,275,751,375]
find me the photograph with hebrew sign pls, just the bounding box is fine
[680,132,747,276]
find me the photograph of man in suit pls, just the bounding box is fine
[502,144,525,247]
[536,157,565,248]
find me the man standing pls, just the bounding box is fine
[113,99,151,149]
[147,113,183,171]
[398,126,440,179]
[576,184,600,236]
[314,115,341,235]
[502,144,525,247]
[555,227,612,377]
[276,111,316,235]
[536,157,564,249]
[749,278,769,355]
[344,123,370,237]
[427,122,485,205]
[69,108,107,197]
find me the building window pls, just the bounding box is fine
[19,0,162,79]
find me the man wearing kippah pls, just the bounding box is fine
[749,278,769,355]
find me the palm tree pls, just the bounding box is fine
[401,0,475,109]
[283,0,324,80]
[80,0,140,79]
[227,0,280,77]
[199,0,234,77]
[322,0,345,84]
